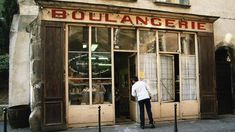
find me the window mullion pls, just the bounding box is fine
[89,26,92,105]
[178,32,182,102]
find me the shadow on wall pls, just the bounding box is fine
[0,68,8,121]
[0,70,8,104]
[215,43,235,114]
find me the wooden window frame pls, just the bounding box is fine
[153,0,191,8]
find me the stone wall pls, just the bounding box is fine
[28,17,42,131]
[8,0,38,106]
[29,17,41,110]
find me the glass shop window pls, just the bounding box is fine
[91,27,112,104]
[113,28,137,50]
[159,32,178,53]
[68,26,90,105]
[159,32,197,102]
[68,26,112,105]
[139,30,158,102]
[181,33,197,100]
[160,55,175,101]
[181,34,195,55]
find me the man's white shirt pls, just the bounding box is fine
[131,81,150,101]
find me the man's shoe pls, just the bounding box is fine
[140,125,145,129]
[150,124,155,128]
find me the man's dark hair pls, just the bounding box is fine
[131,76,138,82]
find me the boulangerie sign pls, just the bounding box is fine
[42,8,213,32]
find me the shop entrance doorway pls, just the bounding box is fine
[114,52,136,123]
[215,47,233,114]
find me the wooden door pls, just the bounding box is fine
[41,21,66,131]
[128,53,138,122]
[198,33,217,118]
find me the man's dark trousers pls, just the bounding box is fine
[138,98,154,127]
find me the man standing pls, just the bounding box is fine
[131,76,155,129]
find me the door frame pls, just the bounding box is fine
[113,52,138,122]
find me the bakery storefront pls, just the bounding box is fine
[36,4,218,130]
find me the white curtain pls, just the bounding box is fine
[140,54,158,101]
[181,55,197,100]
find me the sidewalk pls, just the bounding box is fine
[65,115,235,132]
[1,115,235,132]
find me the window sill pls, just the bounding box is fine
[154,1,191,9]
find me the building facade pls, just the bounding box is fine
[9,0,235,131]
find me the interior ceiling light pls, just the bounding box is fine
[91,44,98,51]
[82,42,87,48]
[91,28,99,51]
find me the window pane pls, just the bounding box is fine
[181,56,197,100]
[92,27,111,52]
[69,79,89,105]
[92,27,111,78]
[180,0,189,5]
[68,53,88,78]
[114,28,137,50]
[160,55,174,101]
[129,54,137,101]
[91,27,113,105]
[159,32,178,52]
[140,30,156,53]
[68,26,90,106]
[139,30,158,102]
[156,0,190,5]
[68,26,88,51]
[181,34,195,55]
[92,53,111,78]
[92,79,112,104]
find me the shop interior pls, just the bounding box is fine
[114,52,136,123]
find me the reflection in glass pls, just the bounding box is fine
[92,53,111,78]
[180,0,189,5]
[68,25,90,105]
[129,54,137,101]
[140,30,156,53]
[139,30,158,102]
[92,27,111,52]
[92,79,112,104]
[91,27,112,105]
[113,28,137,50]
[181,34,195,55]
[159,32,178,52]
[68,26,89,52]
[68,26,113,105]
[69,79,89,105]
[68,53,88,78]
